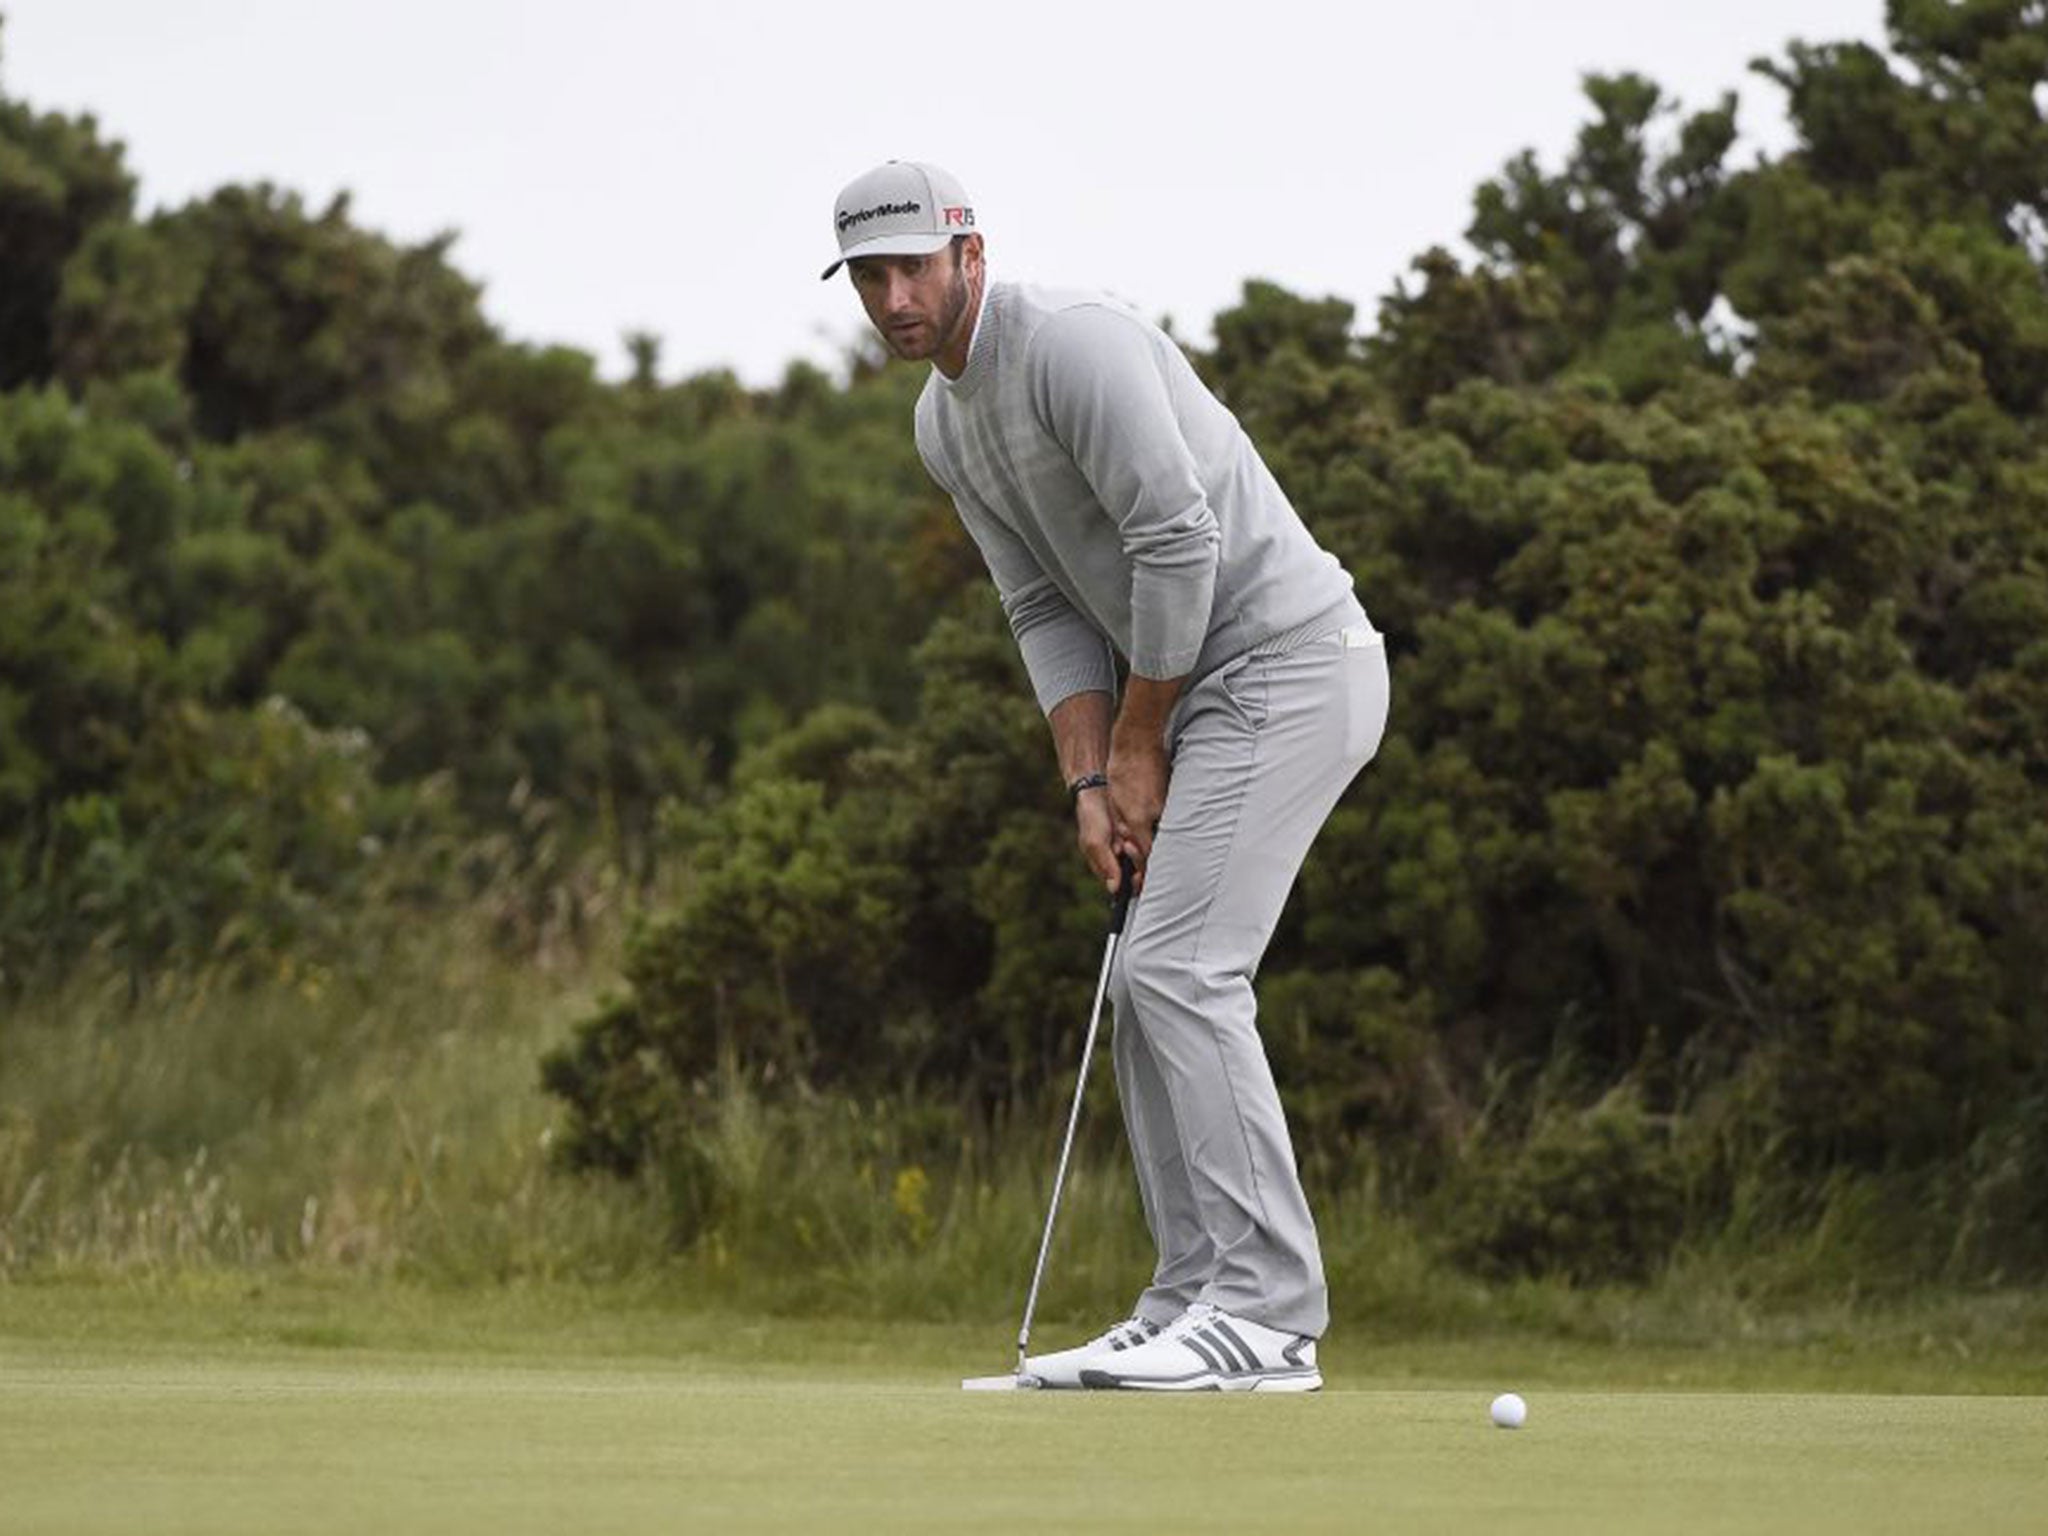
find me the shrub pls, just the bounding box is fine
[1444,1092,1685,1284]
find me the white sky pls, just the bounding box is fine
[4,0,1889,385]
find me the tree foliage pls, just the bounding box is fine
[0,22,949,985]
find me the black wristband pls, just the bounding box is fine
[1068,771,1109,804]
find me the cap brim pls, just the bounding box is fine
[819,231,954,281]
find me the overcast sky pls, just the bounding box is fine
[5,0,1890,385]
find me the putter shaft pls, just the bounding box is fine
[1015,924,1123,1364]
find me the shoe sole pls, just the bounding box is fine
[1079,1368,1322,1393]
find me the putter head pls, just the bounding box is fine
[961,1371,1046,1391]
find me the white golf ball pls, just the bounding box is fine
[1490,1392,1527,1429]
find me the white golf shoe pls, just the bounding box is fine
[1023,1313,1173,1388]
[1078,1302,1321,1392]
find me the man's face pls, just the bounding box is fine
[848,240,979,363]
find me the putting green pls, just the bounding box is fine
[1,1344,2042,1534]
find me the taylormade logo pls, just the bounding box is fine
[838,200,922,233]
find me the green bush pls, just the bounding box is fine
[1444,1092,1685,1284]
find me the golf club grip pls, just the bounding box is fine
[1109,853,1137,934]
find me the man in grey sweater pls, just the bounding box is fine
[825,162,1390,1392]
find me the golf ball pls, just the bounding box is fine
[1490,1392,1527,1429]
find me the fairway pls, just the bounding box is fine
[3,1340,2043,1534]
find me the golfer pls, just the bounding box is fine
[825,162,1390,1391]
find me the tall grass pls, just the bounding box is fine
[0,921,664,1282]
[4,912,2046,1364]
[0,908,1163,1321]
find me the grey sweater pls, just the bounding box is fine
[914,280,1363,714]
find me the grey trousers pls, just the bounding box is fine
[1109,614,1390,1339]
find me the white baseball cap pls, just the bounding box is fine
[821,161,977,280]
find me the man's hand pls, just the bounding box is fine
[1051,691,1120,893]
[1074,785,1121,893]
[1106,731,1169,877]
[1107,672,1185,882]
[1049,677,1183,894]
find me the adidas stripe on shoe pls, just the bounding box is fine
[1022,1313,1173,1389]
[1078,1303,1321,1392]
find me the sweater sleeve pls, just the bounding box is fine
[1028,305,1221,679]
[916,418,1116,715]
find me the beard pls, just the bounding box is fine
[884,257,972,361]
[932,259,972,345]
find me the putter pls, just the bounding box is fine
[963,853,1137,1392]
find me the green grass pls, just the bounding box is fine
[10,928,2048,1380]
[0,924,671,1282]
[2,1278,2045,1536]
[8,1269,2048,1394]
